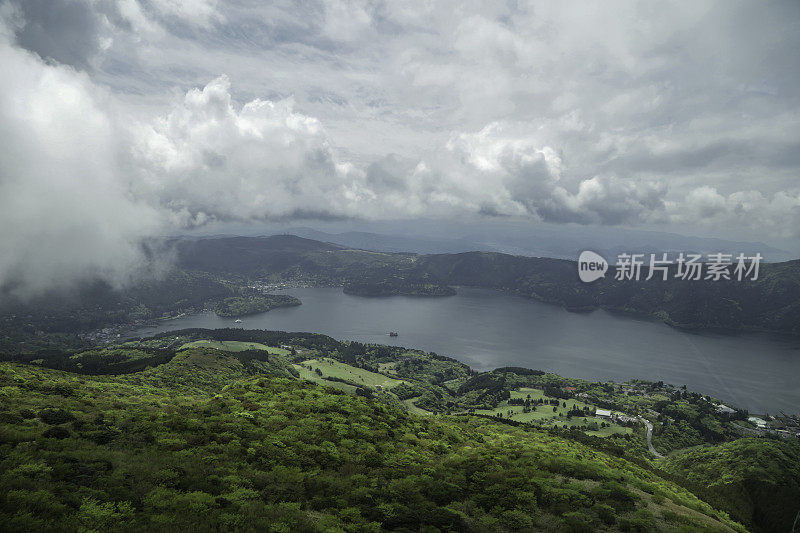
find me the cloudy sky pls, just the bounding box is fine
[0,0,799,294]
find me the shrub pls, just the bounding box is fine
[499,509,533,530]
[78,498,135,531]
[661,509,694,525]
[619,509,656,532]
[562,510,595,532]
[593,503,616,525]
[591,481,638,513]
[38,408,74,425]
[41,426,71,439]
[0,411,23,424]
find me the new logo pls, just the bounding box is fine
[578,251,608,283]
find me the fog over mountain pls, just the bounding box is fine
[1,1,799,296]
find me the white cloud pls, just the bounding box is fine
[0,32,163,298]
[1,0,800,295]
[131,75,369,223]
[322,0,371,41]
[147,0,221,29]
[675,187,800,238]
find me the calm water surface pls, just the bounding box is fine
[130,287,800,414]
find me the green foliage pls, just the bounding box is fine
[38,408,75,425]
[566,510,599,532]
[593,502,616,525]
[178,340,289,355]
[215,295,300,318]
[0,359,746,532]
[0,326,782,532]
[78,498,135,532]
[343,277,455,297]
[653,419,705,452]
[618,509,656,532]
[662,437,800,532]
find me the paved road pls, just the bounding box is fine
[639,417,664,458]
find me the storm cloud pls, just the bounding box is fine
[1,0,799,295]
[0,26,163,297]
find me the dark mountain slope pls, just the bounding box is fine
[171,236,800,334]
[662,438,800,533]
[174,235,342,274]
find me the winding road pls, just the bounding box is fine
[639,417,664,458]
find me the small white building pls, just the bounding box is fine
[595,409,613,419]
[748,416,768,429]
[716,403,736,415]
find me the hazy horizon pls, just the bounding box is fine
[172,218,798,262]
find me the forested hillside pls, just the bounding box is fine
[663,439,800,533]
[1,328,798,531]
[0,350,746,532]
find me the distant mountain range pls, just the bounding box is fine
[172,234,800,335]
[278,225,793,262]
[2,233,797,356]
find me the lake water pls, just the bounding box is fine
[130,286,800,414]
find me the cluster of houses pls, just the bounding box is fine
[745,414,800,439]
[594,409,637,424]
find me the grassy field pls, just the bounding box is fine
[294,358,407,390]
[175,343,631,439]
[377,361,398,374]
[402,397,431,416]
[292,363,358,393]
[476,387,633,437]
[178,339,290,355]
[442,377,468,393]
[295,359,433,415]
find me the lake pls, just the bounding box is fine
[130,286,800,414]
